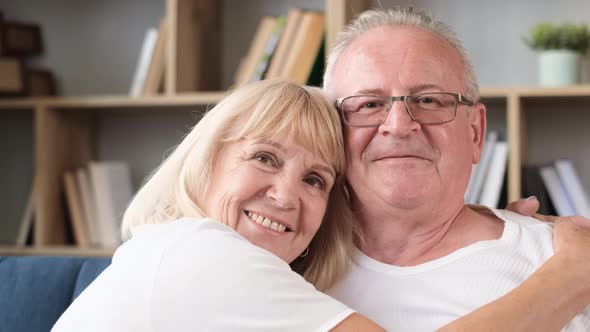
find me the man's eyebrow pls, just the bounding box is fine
[409,84,444,93]
[355,88,386,95]
[354,84,445,96]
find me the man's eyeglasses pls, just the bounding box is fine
[336,92,474,127]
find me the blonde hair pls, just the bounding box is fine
[121,79,357,291]
[323,7,479,101]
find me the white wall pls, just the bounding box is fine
[0,0,164,95]
[377,0,590,86]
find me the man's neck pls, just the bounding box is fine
[353,198,504,266]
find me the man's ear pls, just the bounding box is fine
[468,102,486,163]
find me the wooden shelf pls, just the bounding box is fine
[516,85,590,97]
[480,85,590,98]
[0,92,228,110]
[0,99,41,110]
[0,245,114,257]
[2,85,590,110]
[480,87,514,98]
[2,85,588,111]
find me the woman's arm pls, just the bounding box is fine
[439,218,590,332]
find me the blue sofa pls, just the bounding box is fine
[0,256,111,332]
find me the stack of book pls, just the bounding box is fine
[537,159,590,217]
[62,161,135,248]
[232,8,326,87]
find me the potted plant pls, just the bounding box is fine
[524,22,590,86]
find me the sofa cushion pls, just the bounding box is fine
[0,256,110,332]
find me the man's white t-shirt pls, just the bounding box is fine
[52,218,354,332]
[327,208,590,332]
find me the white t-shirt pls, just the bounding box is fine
[52,218,354,332]
[327,208,590,332]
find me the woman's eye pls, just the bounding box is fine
[253,152,276,167]
[304,175,325,190]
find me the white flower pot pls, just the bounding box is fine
[538,50,580,86]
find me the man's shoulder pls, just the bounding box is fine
[491,208,554,231]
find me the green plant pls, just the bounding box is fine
[524,22,590,53]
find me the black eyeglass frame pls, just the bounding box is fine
[335,92,475,127]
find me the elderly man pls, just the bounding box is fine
[323,7,590,331]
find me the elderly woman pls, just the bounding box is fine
[53,80,590,331]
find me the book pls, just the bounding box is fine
[281,11,325,84]
[479,141,508,208]
[265,8,303,78]
[130,27,158,97]
[142,19,167,95]
[234,16,277,86]
[88,161,134,248]
[77,168,102,246]
[521,165,557,215]
[539,165,576,216]
[63,171,91,247]
[465,131,498,204]
[252,16,286,81]
[554,159,590,217]
[306,37,325,86]
[15,185,35,246]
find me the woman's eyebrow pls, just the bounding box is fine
[312,164,335,179]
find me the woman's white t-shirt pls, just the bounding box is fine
[52,218,354,332]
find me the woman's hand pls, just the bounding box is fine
[506,196,590,299]
[551,217,590,298]
[505,196,540,216]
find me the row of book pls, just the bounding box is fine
[531,159,590,217]
[465,130,590,216]
[233,7,326,87]
[465,131,509,208]
[62,161,134,248]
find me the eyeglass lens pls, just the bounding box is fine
[341,93,458,126]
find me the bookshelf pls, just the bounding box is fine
[0,0,370,256]
[0,245,113,257]
[1,0,590,256]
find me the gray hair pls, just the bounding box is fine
[323,7,480,101]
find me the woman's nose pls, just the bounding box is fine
[266,178,299,210]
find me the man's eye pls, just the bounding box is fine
[418,97,434,104]
[362,101,380,108]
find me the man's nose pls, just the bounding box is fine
[378,100,421,136]
[266,178,299,210]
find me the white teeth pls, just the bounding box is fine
[246,211,288,233]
